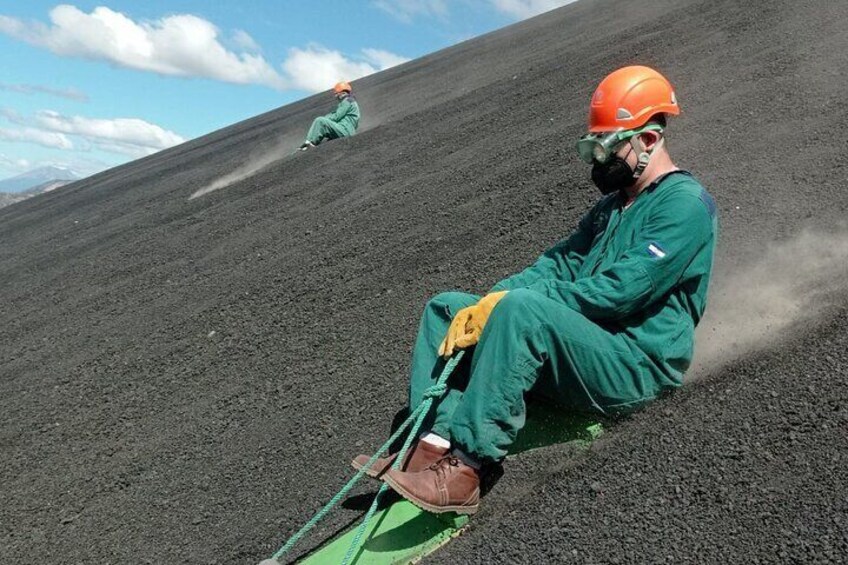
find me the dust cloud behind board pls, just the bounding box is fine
[690,227,848,379]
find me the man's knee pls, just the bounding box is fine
[426,291,478,318]
[493,289,598,339]
[429,290,474,305]
[492,288,547,321]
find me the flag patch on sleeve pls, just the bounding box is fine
[647,242,667,258]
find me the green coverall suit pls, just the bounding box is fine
[408,171,718,463]
[305,94,360,145]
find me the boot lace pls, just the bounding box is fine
[429,455,460,470]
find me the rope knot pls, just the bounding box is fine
[423,383,447,398]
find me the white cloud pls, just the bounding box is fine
[0,5,287,89]
[361,48,410,69]
[0,154,111,178]
[0,154,32,172]
[283,45,410,93]
[0,6,410,94]
[0,82,88,102]
[0,126,74,150]
[1,107,26,124]
[490,0,577,19]
[0,108,186,158]
[232,29,260,52]
[44,156,111,176]
[88,140,160,158]
[34,110,186,151]
[373,0,448,23]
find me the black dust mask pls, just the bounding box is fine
[592,146,638,194]
[591,154,637,195]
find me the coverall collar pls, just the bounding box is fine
[620,169,691,208]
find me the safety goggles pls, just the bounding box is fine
[576,124,664,164]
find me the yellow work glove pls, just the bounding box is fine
[438,291,508,358]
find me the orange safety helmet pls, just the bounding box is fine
[333,81,352,94]
[587,66,679,132]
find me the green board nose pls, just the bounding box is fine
[299,403,602,564]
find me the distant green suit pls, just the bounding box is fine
[305,94,360,145]
[409,171,719,462]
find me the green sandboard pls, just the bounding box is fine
[298,404,603,564]
[299,499,467,565]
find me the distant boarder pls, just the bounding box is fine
[299,81,360,151]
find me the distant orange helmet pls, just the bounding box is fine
[333,81,352,94]
[587,66,679,132]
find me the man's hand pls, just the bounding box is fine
[438,291,508,357]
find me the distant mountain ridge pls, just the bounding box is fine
[0,166,81,209]
[0,165,80,193]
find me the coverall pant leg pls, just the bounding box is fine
[306,117,347,144]
[408,291,481,438]
[446,288,659,463]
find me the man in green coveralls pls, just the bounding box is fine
[299,81,360,150]
[353,65,719,515]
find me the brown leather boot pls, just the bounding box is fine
[351,440,449,479]
[382,455,480,515]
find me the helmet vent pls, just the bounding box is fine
[616,108,634,120]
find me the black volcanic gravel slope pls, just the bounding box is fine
[1,0,847,564]
[431,300,848,564]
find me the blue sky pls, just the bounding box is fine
[0,1,574,184]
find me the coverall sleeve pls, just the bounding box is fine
[326,99,352,122]
[526,192,715,319]
[491,210,595,292]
